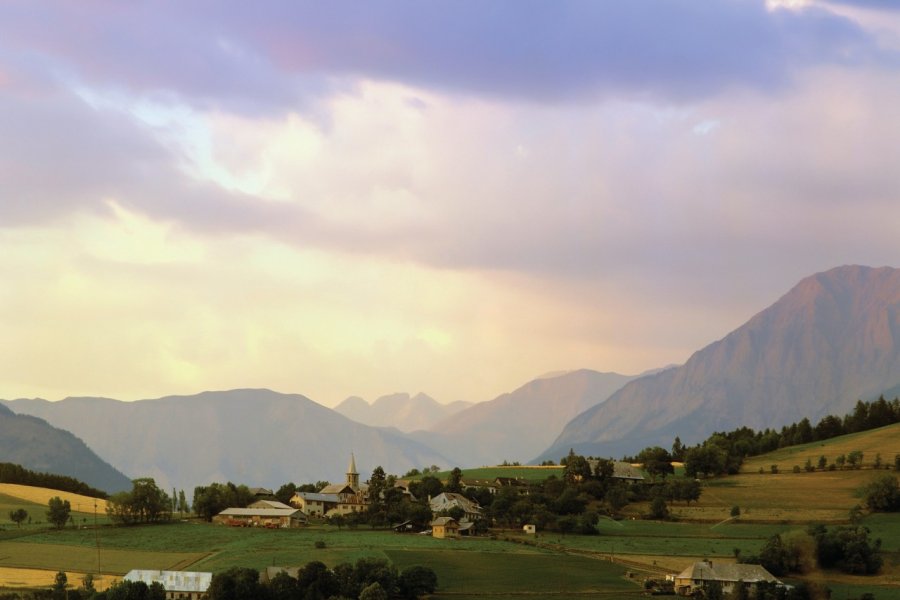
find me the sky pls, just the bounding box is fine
[1,0,899,407]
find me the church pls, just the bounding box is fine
[290,454,369,517]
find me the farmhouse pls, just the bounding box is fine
[673,561,782,596]
[123,570,212,600]
[429,492,482,521]
[431,516,460,539]
[213,506,307,528]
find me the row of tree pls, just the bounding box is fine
[625,395,900,479]
[204,559,437,600]
[9,496,77,531]
[741,525,883,577]
[0,462,108,499]
[106,479,174,525]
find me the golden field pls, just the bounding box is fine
[0,483,109,514]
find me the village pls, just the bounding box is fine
[112,454,790,600]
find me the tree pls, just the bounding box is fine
[847,450,864,469]
[648,496,669,520]
[107,478,172,524]
[704,579,723,600]
[274,483,296,505]
[562,450,591,485]
[684,445,726,478]
[106,579,166,600]
[818,455,828,470]
[178,489,189,515]
[268,571,299,600]
[446,467,463,493]
[637,447,674,480]
[369,466,387,504]
[208,567,266,600]
[606,485,629,514]
[47,496,71,529]
[8,508,27,528]
[861,474,900,512]
[53,571,67,592]
[398,565,437,599]
[671,436,686,461]
[296,560,338,599]
[81,573,96,595]
[409,475,442,500]
[359,582,388,600]
[810,524,883,575]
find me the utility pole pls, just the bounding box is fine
[94,501,101,577]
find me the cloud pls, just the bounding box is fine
[0,1,889,114]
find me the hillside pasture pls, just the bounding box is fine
[672,469,880,522]
[740,422,900,473]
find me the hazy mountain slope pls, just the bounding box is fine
[0,404,132,493]
[541,265,900,460]
[3,390,452,492]
[334,392,471,432]
[409,369,638,467]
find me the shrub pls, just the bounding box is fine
[314,540,326,549]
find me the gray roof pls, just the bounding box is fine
[124,570,212,593]
[676,561,781,584]
[294,492,341,503]
[431,516,458,526]
[249,499,294,510]
[218,507,305,518]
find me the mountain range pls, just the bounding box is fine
[5,265,900,495]
[540,265,900,460]
[334,393,471,432]
[0,403,132,492]
[2,390,452,492]
[406,369,639,467]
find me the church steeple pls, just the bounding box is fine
[347,453,359,490]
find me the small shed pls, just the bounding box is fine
[523,524,536,534]
[431,516,460,539]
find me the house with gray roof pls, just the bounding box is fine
[673,560,783,596]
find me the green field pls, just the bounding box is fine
[0,511,897,598]
[419,465,566,482]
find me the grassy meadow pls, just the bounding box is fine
[740,422,900,473]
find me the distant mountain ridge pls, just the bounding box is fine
[334,392,471,432]
[0,404,132,493]
[540,265,900,460]
[2,389,453,492]
[408,369,640,467]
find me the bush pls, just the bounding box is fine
[861,474,900,512]
[314,540,326,549]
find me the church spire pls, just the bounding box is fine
[347,453,359,489]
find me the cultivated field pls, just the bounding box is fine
[0,484,109,515]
